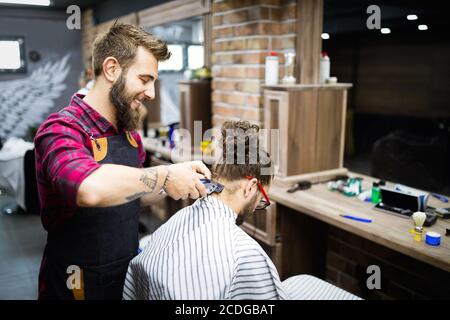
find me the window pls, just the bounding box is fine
[0,37,26,73]
[188,45,204,69]
[159,44,184,71]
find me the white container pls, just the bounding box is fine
[184,69,193,80]
[265,52,279,85]
[325,76,337,84]
[320,52,330,84]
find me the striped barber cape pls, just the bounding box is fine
[123,195,289,300]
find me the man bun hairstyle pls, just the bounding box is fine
[212,120,273,186]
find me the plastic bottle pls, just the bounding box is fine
[265,52,279,85]
[371,182,381,204]
[320,52,330,84]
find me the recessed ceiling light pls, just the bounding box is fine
[381,28,391,34]
[418,24,428,31]
[321,33,330,40]
[0,0,50,5]
[407,14,418,20]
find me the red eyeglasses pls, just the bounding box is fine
[246,176,271,210]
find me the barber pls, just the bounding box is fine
[34,23,210,300]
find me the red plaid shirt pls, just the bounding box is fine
[34,93,146,231]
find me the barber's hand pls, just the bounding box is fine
[163,161,211,200]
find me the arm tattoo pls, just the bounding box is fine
[162,167,171,191]
[139,168,158,192]
[125,191,151,201]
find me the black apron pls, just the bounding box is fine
[39,110,140,300]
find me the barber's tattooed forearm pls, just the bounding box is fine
[162,168,171,191]
[125,168,160,202]
[139,168,158,192]
[125,191,151,201]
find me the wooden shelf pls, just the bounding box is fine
[262,83,353,91]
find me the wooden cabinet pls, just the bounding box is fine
[178,79,212,146]
[241,201,280,247]
[243,84,351,271]
[263,84,352,177]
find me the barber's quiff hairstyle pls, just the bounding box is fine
[92,22,171,77]
[212,121,273,186]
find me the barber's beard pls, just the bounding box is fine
[109,73,141,131]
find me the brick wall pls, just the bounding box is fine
[211,0,296,127]
[82,1,298,128]
[326,226,450,299]
[81,8,95,66]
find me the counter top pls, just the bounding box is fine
[269,172,450,273]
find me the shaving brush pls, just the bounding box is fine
[411,211,426,241]
[412,211,426,232]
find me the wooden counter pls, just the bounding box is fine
[269,172,450,273]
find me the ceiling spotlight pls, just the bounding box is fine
[407,14,418,20]
[0,0,50,5]
[380,28,391,34]
[321,33,330,40]
[418,24,428,31]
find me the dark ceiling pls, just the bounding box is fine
[0,0,167,24]
[324,0,449,34]
[50,0,105,9]
[1,0,448,34]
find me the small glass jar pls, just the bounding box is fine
[282,52,296,84]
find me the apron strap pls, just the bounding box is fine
[59,110,101,150]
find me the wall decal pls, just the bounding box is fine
[0,54,71,139]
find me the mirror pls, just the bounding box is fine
[143,16,205,126]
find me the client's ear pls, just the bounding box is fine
[243,178,258,199]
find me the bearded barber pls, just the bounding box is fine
[34,23,211,300]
